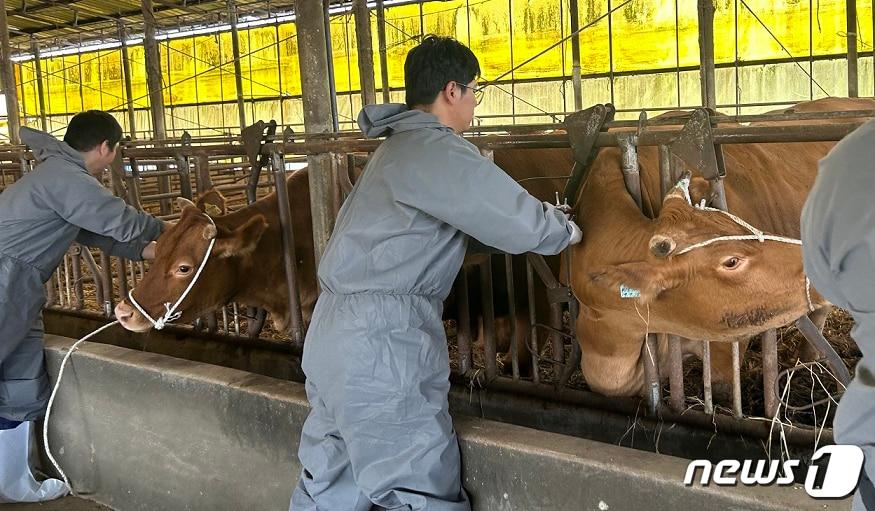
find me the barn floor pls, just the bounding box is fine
[4,496,112,510]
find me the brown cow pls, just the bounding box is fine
[564,97,874,396]
[114,169,317,333]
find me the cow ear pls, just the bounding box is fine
[176,197,197,212]
[688,176,712,207]
[214,215,268,258]
[196,188,228,216]
[588,261,673,304]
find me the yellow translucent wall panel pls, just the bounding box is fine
[578,0,610,74]
[247,27,282,99]
[511,0,564,79]
[468,0,512,80]
[166,38,197,105]
[79,52,101,110]
[16,61,38,117]
[383,4,423,87]
[126,46,150,111]
[329,14,360,94]
[737,0,809,61]
[278,23,303,96]
[423,0,468,41]
[194,34,225,104]
[612,1,680,72]
[513,80,567,118]
[99,51,124,112]
[219,32,240,103]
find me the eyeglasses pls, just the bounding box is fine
[454,81,486,105]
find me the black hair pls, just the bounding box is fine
[63,110,123,152]
[404,35,481,109]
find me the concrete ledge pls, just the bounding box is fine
[43,335,849,511]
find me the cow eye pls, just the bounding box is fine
[722,257,741,270]
[177,265,192,275]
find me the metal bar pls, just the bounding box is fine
[456,267,473,375]
[232,302,240,336]
[322,0,340,132]
[697,0,717,110]
[80,247,104,306]
[70,245,83,309]
[505,254,519,380]
[141,0,166,141]
[761,329,778,418]
[526,258,540,385]
[30,37,47,132]
[376,0,391,103]
[118,258,129,301]
[353,0,377,106]
[731,341,742,418]
[118,21,137,139]
[618,134,641,209]
[795,314,852,385]
[569,0,582,111]
[643,333,661,415]
[702,341,713,414]
[270,148,304,346]
[847,0,859,97]
[668,334,685,412]
[480,258,497,381]
[140,191,182,202]
[100,251,113,317]
[296,2,337,265]
[0,0,20,144]
[227,0,247,130]
[62,253,72,309]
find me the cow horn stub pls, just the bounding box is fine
[176,197,197,211]
[649,234,677,258]
[203,223,218,240]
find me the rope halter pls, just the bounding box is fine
[666,178,815,312]
[127,212,217,330]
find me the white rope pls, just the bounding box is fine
[43,320,120,497]
[128,213,216,330]
[669,199,814,311]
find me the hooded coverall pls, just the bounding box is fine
[291,104,575,510]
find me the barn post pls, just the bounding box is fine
[118,21,138,140]
[847,0,859,98]
[697,0,717,110]
[376,0,391,103]
[228,0,247,130]
[353,0,377,107]
[569,0,583,111]
[295,0,337,264]
[0,0,21,144]
[31,36,48,132]
[142,0,171,215]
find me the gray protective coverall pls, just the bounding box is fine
[802,118,875,509]
[0,127,163,422]
[291,104,574,510]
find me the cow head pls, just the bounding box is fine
[115,195,267,332]
[588,174,823,341]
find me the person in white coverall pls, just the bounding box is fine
[290,36,583,510]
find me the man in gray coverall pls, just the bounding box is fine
[802,118,875,510]
[0,111,164,503]
[291,36,582,510]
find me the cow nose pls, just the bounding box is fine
[115,301,134,322]
[649,235,677,258]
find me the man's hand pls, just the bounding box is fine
[568,220,583,245]
[141,241,157,260]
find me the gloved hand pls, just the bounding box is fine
[568,220,583,245]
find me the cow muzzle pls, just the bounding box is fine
[114,301,153,332]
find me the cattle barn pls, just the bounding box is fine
[0,0,870,509]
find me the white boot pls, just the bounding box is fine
[0,420,69,503]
